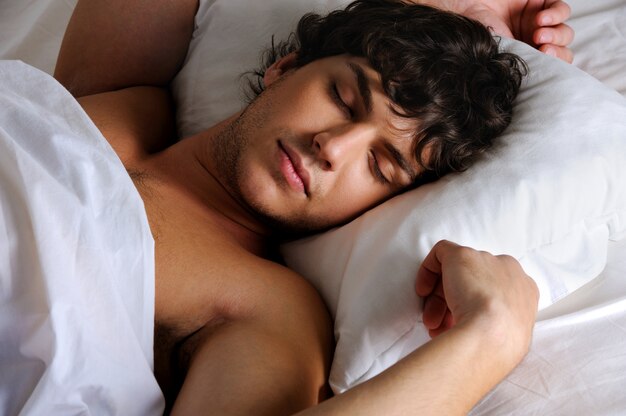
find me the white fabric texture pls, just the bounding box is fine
[0,61,163,415]
[171,0,626,394]
[0,0,77,76]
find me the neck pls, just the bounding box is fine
[141,115,275,258]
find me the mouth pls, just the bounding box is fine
[278,141,310,196]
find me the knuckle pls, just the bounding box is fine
[496,253,524,273]
[496,253,516,263]
[455,245,481,263]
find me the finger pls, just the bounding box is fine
[539,44,574,63]
[428,325,445,338]
[428,308,455,338]
[537,1,571,26]
[416,260,439,297]
[533,24,575,47]
[416,240,451,296]
[428,309,454,338]
[442,308,455,330]
[428,328,440,338]
[423,290,447,330]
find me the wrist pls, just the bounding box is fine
[459,299,534,371]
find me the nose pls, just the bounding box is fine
[313,124,373,171]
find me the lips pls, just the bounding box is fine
[278,141,310,196]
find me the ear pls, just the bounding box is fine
[263,51,298,87]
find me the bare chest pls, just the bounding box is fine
[149,202,267,340]
[143,192,273,395]
[129,172,266,327]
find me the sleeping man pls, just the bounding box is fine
[48,0,571,414]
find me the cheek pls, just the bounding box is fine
[237,151,280,205]
[313,172,389,224]
[275,80,336,133]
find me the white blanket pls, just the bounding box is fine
[0,61,163,415]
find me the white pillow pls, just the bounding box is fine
[172,0,626,393]
[173,0,352,137]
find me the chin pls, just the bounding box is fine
[239,187,324,237]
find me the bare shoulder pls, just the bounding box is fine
[246,255,332,328]
[170,253,335,415]
[77,86,176,168]
[207,250,335,366]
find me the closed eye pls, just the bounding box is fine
[369,150,390,185]
[328,81,353,119]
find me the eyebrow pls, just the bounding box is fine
[346,62,373,114]
[384,141,418,183]
[346,61,418,183]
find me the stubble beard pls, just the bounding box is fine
[209,86,330,239]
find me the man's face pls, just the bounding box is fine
[212,54,422,236]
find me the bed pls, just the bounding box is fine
[1,0,625,414]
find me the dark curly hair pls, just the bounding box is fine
[246,0,527,185]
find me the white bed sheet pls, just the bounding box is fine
[0,61,162,415]
[0,0,624,414]
[0,0,76,75]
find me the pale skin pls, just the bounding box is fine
[54,0,569,414]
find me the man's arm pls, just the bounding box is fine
[54,0,198,97]
[169,260,335,416]
[173,241,538,415]
[76,87,177,164]
[54,0,199,162]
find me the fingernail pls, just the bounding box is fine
[539,33,552,43]
[545,47,557,57]
[542,16,553,25]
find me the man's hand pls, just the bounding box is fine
[417,0,575,62]
[416,240,539,360]
[465,0,574,62]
